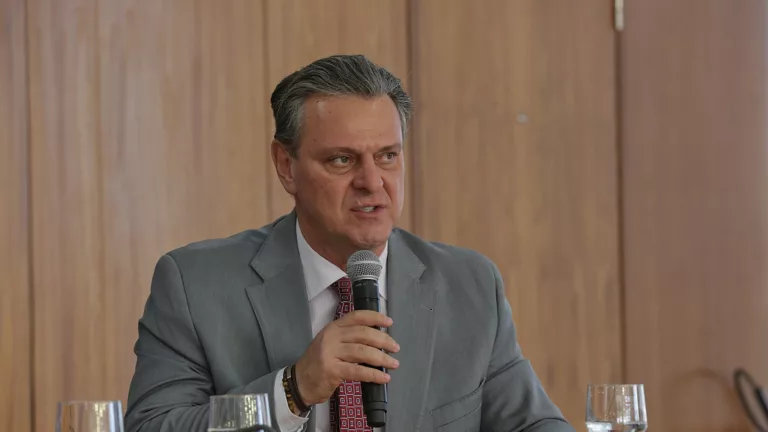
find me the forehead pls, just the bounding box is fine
[299,94,402,152]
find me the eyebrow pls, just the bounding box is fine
[325,143,403,155]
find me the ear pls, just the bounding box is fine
[271,140,298,195]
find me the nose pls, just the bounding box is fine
[352,157,384,193]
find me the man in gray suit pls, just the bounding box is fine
[125,54,574,432]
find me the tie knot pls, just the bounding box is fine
[331,277,352,297]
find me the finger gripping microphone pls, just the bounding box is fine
[346,250,387,428]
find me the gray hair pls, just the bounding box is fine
[270,54,412,157]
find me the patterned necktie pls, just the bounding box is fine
[329,277,373,432]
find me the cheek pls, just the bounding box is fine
[294,170,325,204]
[384,173,404,200]
[315,181,336,202]
[308,176,351,208]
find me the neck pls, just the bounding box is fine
[296,214,385,271]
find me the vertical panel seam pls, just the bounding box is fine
[262,0,273,221]
[23,0,35,429]
[406,0,419,235]
[614,19,628,384]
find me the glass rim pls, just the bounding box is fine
[57,400,123,405]
[209,393,269,400]
[587,383,644,388]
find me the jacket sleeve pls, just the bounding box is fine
[124,254,280,432]
[480,262,576,432]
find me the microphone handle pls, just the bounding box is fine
[352,278,388,428]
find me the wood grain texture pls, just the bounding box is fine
[97,0,269,415]
[412,0,622,426]
[0,0,31,430]
[28,0,270,429]
[264,0,413,230]
[27,1,104,430]
[621,1,768,430]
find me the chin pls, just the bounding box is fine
[349,229,391,250]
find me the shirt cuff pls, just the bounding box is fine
[273,367,310,432]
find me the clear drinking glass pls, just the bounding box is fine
[208,394,275,432]
[586,384,647,431]
[56,400,124,432]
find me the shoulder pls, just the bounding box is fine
[392,228,501,285]
[166,229,265,265]
[159,214,287,277]
[391,229,505,323]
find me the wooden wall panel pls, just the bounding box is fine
[412,0,621,426]
[0,0,31,430]
[264,0,413,230]
[28,1,269,429]
[27,2,104,431]
[97,0,269,411]
[621,1,768,430]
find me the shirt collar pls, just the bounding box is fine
[296,220,388,302]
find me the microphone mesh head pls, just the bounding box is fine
[346,250,383,282]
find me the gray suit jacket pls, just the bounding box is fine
[125,211,574,432]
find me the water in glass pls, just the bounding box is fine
[586,384,647,432]
[56,400,124,432]
[208,394,275,432]
[586,421,647,432]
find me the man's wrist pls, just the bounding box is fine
[282,364,311,416]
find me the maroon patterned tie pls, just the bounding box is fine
[329,277,373,432]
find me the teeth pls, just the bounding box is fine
[360,206,376,212]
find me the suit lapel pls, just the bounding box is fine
[386,231,437,431]
[244,212,316,431]
[245,211,313,371]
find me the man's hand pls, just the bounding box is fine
[294,310,400,406]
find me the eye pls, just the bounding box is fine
[329,155,352,167]
[379,151,399,163]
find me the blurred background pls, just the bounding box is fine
[2,0,767,431]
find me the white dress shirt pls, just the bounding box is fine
[273,221,388,432]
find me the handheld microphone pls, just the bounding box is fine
[346,250,387,428]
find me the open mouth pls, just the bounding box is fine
[353,206,382,213]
